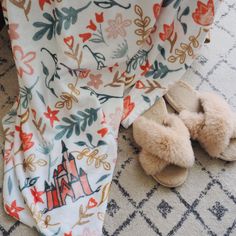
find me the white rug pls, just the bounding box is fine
[1,0,236,235]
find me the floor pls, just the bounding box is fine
[1,0,236,235]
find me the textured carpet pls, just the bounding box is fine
[1,1,236,235]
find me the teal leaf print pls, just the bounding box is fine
[83,45,106,70]
[2,109,17,125]
[162,0,180,8]
[41,48,61,98]
[96,174,110,184]
[75,132,107,149]
[145,60,182,79]
[112,40,128,59]
[20,77,39,109]
[126,46,153,73]
[173,0,181,9]
[158,45,166,60]
[33,2,92,41]
[81,86,123,104]
[20,177,40,191]
[142,95,151,104]
[177,7,190,34]
[94,0,131,9]
[36,90,46,105]
[8,176,13,195]
[55,108,100,140]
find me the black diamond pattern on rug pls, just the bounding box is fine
[208,201,228,221]
[157,200,173,219]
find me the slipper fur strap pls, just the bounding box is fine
[180,92,235,157]
[133,114,194,169]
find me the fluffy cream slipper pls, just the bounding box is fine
[165,80,236,161]
[133,98,194,187]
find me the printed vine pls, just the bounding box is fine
[73,148,111,170]
[168,28,202,64]
[134,4,153,45]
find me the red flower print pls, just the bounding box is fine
[192,0,214,26]
[5,200,24,220]
[30,186,44,204]
[3,143,14,164]
[87,20,97,31]
[64,36,74,49]
[97,127,108,137]
[135,80,145,89]
[78,69,90,79]
[79,33,92,42]
[153,3,161,20]
[64,232,72,236]
[140,60,151,76]
[44,106,60,127]
[39,0,51,10]
[87,198,98,209]
[159,22,175,41]
[15,126,34,152]
[87,73,103,89]
[159,21,177,53]
[122,96,135,121]
[95,12,104,23]
[8,24,19,40]
[12,45,36,78]
[108,63,119,72]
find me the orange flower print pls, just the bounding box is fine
[15,126,34,152]
[192,0,214,26]
[140,60,151,76]
[160,21,175,41]
[5,200,24,220]
[12,45,36,78]
[87,73,103,89]
[159,21,177,53]
[106,13,132,39]
[78,68,90,79]
[64,232,72,236]
[135,80,145,89]
[95,12,104,23]
[87,198,98,209]
[122,96,135,121]
[64,36,74,49]
[153,3,161,20]
[79,33,92,42]
[8,24,19,40]
[97,127,108,137]
[44,106,60,127]
[87,20,97,31]
[30,186,44,204]
[39,0,51,11]
[3,143,14,165]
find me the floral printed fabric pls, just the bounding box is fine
[1,0,219,235]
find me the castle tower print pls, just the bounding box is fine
[44,141,95,213]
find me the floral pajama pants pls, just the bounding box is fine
[1,0,219,235]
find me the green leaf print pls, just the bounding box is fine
[33,2,92,41]
[145,60,182,79]
[55,108,100,140]
[126,46,153,73]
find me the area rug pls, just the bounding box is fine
[1,0,236,235]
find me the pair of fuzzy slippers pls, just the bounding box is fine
[133,81,236,188]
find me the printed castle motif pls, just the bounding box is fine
[44,141,94,212]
